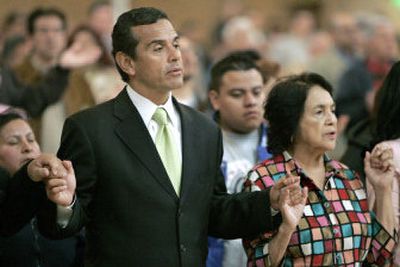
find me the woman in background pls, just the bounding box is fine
[0,112,83,267]
[63,25,123,115]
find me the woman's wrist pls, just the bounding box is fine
[372,184,392,195]
[279,222,297,234]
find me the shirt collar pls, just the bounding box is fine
[282,150,348,180]
[126,85,179,128]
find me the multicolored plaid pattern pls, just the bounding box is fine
[243,152,397,266]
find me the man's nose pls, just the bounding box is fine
[168,45,181,62]
[244,92,257,106]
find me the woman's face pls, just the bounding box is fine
[0,119,41,175]
[294,86,337,154]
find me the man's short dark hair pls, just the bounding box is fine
[209,52,265,92]
[112,7,169,82]
[265,73,333,155]
[27,7,67,35]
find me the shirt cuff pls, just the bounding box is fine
[271,207,280,216]
[56,195,76,228]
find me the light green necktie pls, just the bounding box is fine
[152,108,182,195]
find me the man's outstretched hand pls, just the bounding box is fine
[27,155,76,207]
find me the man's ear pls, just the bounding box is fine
[208,90,220,110]
[115,51,136,77]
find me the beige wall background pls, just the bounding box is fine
[1,0,400,45]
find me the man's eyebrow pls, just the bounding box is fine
[146,35,180,48]
[228,88,245,92]
[146,40,164,48]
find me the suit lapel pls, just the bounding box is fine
[113,90,178,200]
[175,100,201,202]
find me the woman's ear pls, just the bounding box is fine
[115,52,136,78]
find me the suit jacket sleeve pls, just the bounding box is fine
[37,116,96,239]
[208,130,276,239]
[0,164,46,236]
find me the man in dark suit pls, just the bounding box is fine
[31,7,305,267]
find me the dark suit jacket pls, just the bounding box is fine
[38,89,276,267]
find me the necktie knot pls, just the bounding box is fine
[152,108,168,126]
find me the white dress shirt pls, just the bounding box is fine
[126,85,182,160]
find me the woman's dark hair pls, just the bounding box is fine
[265,72,333,155]
[0,113,24,131]
[373,61,400,144]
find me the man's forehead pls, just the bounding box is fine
[130,19,178,43]
[35,15,63,24]
[223,69,263,82]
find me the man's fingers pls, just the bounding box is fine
[35,154,67,177]
[279,188,290,205]
[45,178,67,188]
[302,187,309,203]
[380,149,393,162]
[47,185,68,195]
[35,167,50,179]
[285,164,293,178]
[364,151,371,170]
[62,160,75,176]
[288,185,307,205]
[274,176,287,190]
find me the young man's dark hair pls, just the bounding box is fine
[209,53,265,92]
[226,49,262,62]
[111,7,169,82]
[27,7,67,35]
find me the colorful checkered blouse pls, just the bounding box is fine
[243,152,397,266]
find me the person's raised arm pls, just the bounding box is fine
[364,150,395,234]
[262,166,308,267]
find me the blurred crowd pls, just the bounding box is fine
[1,0,398,158]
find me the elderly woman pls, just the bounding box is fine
[0,112,83,267]
[243,73,397,266]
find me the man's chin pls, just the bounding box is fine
[170,81,184,90]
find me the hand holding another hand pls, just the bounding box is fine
[270,165,308,211]
[365,149,395,193]
[280,184,308,232]
[27,153,67,182]
[369,143,393,172]
[44,160,76,207]
[27,154,76,207]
